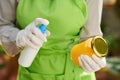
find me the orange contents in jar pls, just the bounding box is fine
[70,36,108,66]
[70,38,94,66]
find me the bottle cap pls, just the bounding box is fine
[38,24,46,34]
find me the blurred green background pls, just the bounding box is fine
[0,0,120,80]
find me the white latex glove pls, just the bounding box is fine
[78,54,106,73]
[16,18,50,49]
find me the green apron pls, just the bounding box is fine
[16,0,96,80]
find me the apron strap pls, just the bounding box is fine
[64,52,75,80]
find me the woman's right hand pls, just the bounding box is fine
[16,18,50,49]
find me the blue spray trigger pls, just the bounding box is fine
[38,24,46,34]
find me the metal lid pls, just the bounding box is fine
[92,36,108,57]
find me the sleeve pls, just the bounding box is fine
[0,0,20,57]
[80,0,103,41]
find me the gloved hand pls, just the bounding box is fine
[78,54,106,73]
[16,18,50,49]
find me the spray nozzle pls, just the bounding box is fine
[38,24,46,34]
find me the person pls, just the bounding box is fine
[0,0,106,80]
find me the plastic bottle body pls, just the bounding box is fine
[18,46,40,67]
[18,24,46,67]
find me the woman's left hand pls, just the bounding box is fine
[78,54,106,73]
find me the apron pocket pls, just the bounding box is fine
[30,73,55,80]
[18,73,55,80]
[55,74,64,80]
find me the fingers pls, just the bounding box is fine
[78,55,100,73]
[34,18,51,37]
[78,54,106,73]
[27,31,44,46]
[24,38,39,49]
[44,30,51,37]
[25,30,48,49]
[25,19,50,42]
[16,29,45,49]
[31,27,47,42]
[78,56,93,73]
[16,18,50,49]
[82,55,100,71]
[92,54,106,68]
[35,18,49,26]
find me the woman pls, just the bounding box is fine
[0,0,106,80]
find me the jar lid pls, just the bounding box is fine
[92,36,108,57]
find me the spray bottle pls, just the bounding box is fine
[18,24,46,67]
